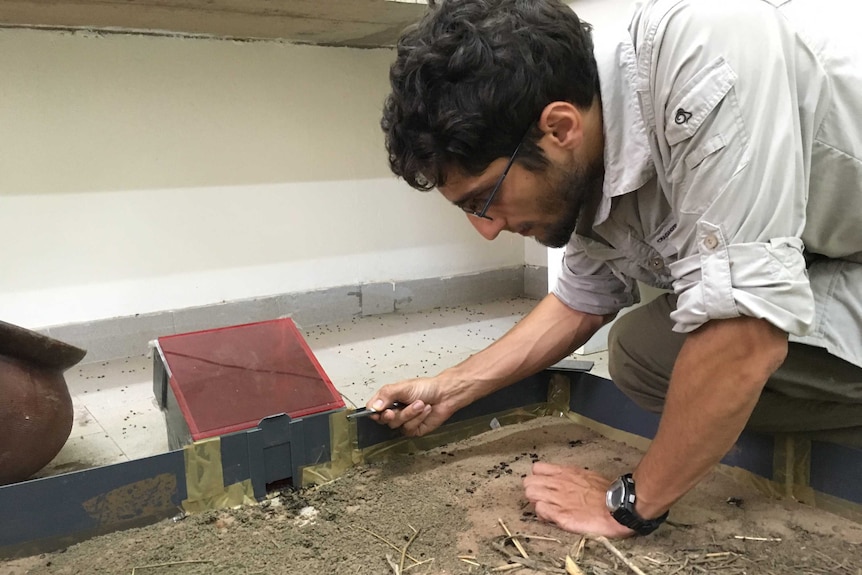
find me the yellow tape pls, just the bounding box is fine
[354,373,580,466]
[766,434,862,522]
[300,401,557,487]
[547,373,573,417]
[301,409,357,487]
[301,372,586,485]
[771,434,814,500]
[716,466,786,499]
[562,410,653,452]
[181,437,256,513]
[359,403,552,464]
[805,489,862,524]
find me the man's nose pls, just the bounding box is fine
[468,214,506,240]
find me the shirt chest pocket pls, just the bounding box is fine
[662,57,751,212]
[666,57,736,145]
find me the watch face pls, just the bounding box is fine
[606,479,624,511]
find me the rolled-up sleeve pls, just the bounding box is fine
[553,237,639,316]
[641,0,817,335]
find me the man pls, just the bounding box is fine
[368,0,862,538]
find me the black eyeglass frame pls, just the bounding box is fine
[466,133,527,221]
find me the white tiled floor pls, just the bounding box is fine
[35,297,609,478]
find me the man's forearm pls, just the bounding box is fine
[443,293,610,405]
[632,316,788,519]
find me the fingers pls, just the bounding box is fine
[364,377,450,437]
[366,379,421,413]
[400,403,434,436]
[523,472,577,502]
[531,500,594,535]
[521,464,631,537]
[531,461,566,476]
[375,400,426,427]
[527,462,609,488]
[374,401,442,438]
[366,386,399,414]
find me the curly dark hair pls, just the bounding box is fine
[381,0,598,191]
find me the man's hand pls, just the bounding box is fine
[523,462,634,538]
[365,295,609,437]
[366,376,465,437]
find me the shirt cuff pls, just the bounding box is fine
[554,269,639,317]
[669,222,814,335]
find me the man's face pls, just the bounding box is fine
[440,151,603,248]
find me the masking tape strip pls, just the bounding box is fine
[771,434,817,509]
[563,410,654,452]
[300,403,555,486]
[181,437,255,513]
[301,409,355,487]
[718,463,862,523]
[547,373,573,416]
[352,374,573,470]
[301,373,577,486]
[359,403,553,463]
[804,488,862,524]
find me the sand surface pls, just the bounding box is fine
[3,417,861,574]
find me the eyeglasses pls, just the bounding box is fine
[464,137,525,221]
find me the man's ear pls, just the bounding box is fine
[538,101,584,150]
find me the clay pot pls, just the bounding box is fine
[0,320,86,485]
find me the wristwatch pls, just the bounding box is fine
[605,473,668,535]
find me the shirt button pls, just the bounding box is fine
[704,234,719,250]
[650,257,663,269]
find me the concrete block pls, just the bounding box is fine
[393,283,414,310]
[360,283,395,316]
[524,265,549,299]
[171,296,281,336]
[39,267,533,363]
[277,286,361,328]
[49,312,176,364]
[393,277,444,313]
[395,267,523,313]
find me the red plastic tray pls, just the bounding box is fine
[158,318,344,440]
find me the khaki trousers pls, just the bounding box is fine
[607,294,862,447]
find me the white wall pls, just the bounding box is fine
[542,0,638,286]
[0,29,523,329]
[569,0,638,33]
[544,0,642,354]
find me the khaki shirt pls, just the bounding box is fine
[554,0,862,367]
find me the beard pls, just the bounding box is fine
[533,159,603,248]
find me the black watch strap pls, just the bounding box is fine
[609,474,668,536]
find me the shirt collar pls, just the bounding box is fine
[592,31,655,226]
